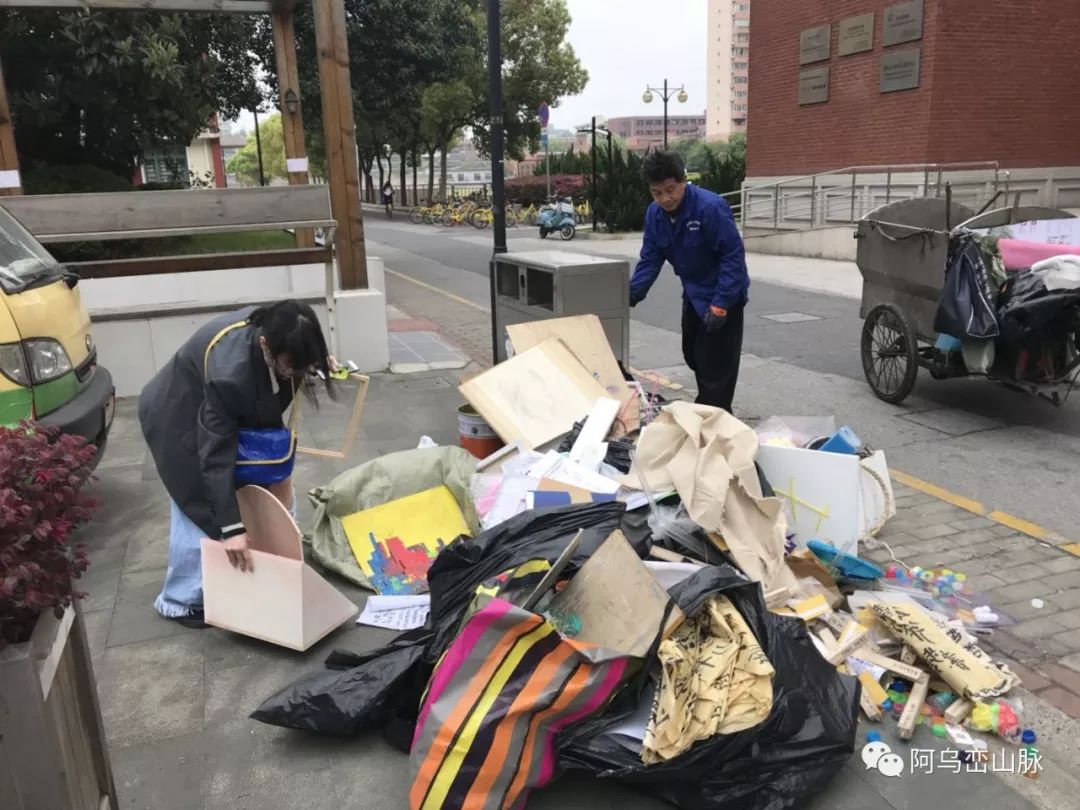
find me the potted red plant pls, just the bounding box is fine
[0,421,118,810]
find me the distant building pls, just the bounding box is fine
[573,114,706,154]
[136,114,229,188]
[706,0,751,141]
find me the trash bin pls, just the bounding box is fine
[493,250,629,363]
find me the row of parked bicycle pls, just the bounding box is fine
[405,198,591,232]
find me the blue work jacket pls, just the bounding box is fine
[629,184,750,318]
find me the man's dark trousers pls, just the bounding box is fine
[681,304,744,413]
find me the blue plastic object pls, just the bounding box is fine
[935,333,963,352]
[866,730,882,744]
[819,426,862,455]
[234,427,297,486]
[808,540,884,581]
[1021,729,1037,745]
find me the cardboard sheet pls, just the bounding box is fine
[506,315,639,433]
[546,530,682,657]
[459,338,609,449]
[627,402,801,596]
[201,486,357,651]
[341,485,471,595]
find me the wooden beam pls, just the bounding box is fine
[312,0,367,289]
[272,9,313,248]
[0,55,22,197]
[70,247,331,279]
[0,185,332,238]
[0,1,274,12]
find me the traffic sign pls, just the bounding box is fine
[538,102,550,129]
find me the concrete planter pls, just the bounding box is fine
[0,603,118,810]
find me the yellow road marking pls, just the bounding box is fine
[384,268,490,312]
[891,468,1076,550]
[889,470,985,514]
[629,366,684,391]
[987,511,1050,541]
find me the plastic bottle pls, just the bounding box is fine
[928,691,958,713]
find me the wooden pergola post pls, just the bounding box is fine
[312,0,367,289]
[0,54,22,196]
[271,6,314,248]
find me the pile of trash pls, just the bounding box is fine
[250,315,1033,808]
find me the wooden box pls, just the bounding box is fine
[0,603,118,810]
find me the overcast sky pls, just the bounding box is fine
[548,0,708,130]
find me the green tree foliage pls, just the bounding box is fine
[469,0,589,160]
[590,145,651,233]
[225,114,287,187]
[0,9,261,179]
[532,146,591,176]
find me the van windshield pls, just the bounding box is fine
[0,207,61,294]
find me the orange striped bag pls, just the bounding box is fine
[408,598,634,810]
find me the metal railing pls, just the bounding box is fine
[717,162,1003,232]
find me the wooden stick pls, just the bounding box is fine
[860,689,884,722]
[900,645,918,665]
[827,625,871,666]
[945,698,974,725]
[850,648,927,683]
[899,674,931,740]
[297,373,369,459]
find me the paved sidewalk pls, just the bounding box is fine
[73,266,1080,810]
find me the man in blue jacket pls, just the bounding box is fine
[630,150,749,413]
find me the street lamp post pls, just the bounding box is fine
[577,118,613,233]
[642,79,688,150]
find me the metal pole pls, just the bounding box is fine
[885,168,892,204]
[662,78,669,149]
[606,130,613,233]
[850,171,857,222]
[773,187,780,230]
[923,166,929,198]
[809,176,817,226]
[252,107,266,187]
[545,137,550,200]
[487,0,507,366]
[591,116,597,231]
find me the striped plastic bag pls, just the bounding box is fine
[409,598,635,810]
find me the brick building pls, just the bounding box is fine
[746,0,1080,184]
[597,114,707,154]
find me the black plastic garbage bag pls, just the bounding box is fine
[557,420,634,472]
[997,268,1080,347]
[559,566,859,810]
[935,234,1000,340]
[251,627,431,736]
[251,502,629,736]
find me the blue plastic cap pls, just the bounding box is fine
[1021,729,1037,745]
[867,730,882,743]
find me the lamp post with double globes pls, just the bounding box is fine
[642,80,688,150]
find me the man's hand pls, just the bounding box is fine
[223,533,254,572]
[704,306,728,333]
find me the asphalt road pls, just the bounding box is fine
[365,217,1080,539]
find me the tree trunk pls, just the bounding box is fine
[427,147,436,203]
[376,153,385,194]
[439,143,448,202]
[400,148,408,207]
[362,155,375,203]
[412,146,419,206]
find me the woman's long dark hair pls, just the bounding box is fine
[249,300,335,401]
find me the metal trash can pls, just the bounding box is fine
[493,250,629,363]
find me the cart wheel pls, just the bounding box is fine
[861,304,919,404]
[560,223,576,240]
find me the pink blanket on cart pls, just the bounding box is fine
[998,237,1080,271]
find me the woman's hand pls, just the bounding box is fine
[223,533,254,572]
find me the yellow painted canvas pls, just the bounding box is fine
[341,485,471,595]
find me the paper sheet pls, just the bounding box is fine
[525,451,621,495]
[357,595,431,630]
